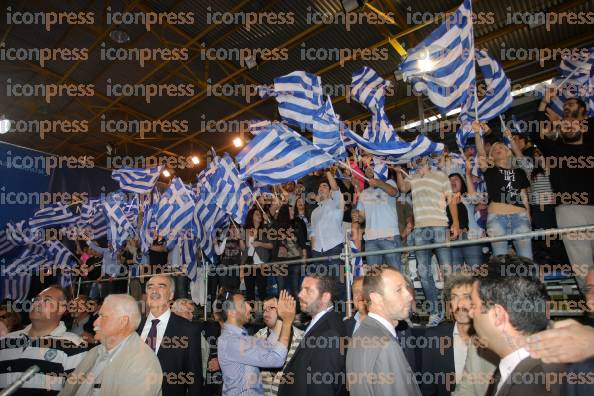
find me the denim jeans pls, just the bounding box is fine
[413,226,452,317]
[365,235,403,270]
[486,212,533,259]
[451,232,484,268]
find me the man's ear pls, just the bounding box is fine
[368,291,381,308]
[492,304,508,327]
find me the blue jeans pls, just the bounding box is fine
[414,226,452,317]
[487,212,533,259]
[365,235,402,270]
[451,232,484,268]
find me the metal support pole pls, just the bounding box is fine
[342,230,353,319]
[127,270,131,294]
[76,277,82,297]
[202,254,209,320]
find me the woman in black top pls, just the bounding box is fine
[473,120,533,259]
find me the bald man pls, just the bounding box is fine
[60,294,162,396]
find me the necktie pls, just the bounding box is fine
[145,319,160,351]
[485,367,501,396]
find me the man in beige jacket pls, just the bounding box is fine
[60,294,163,396]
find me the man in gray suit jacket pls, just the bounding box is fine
[346,266,421,396]
[60,294,163,396]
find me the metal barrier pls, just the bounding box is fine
[75,224,594,319]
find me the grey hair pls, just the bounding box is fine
[104,294,141,330]
[172,298,194,312]
[149,274,176,296]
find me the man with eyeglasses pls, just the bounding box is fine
[255,296,304,396]
[0,286,88,395]
[217,290,296,396]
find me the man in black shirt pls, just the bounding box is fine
[535,89,594,291]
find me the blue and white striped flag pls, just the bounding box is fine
[460,50,513,122]
[0,230,17,256]
[215,154,254,225]
[236,122,335,184]
[343,126,444,164]
[103,194,136,250]
[29,204,77,229]
[351,67,395,142]
[311,97,347,159]
[549,48,594,117]
[5,221,43,246]
[260,71,323,131]
[112,166,163,194]
[399,0,476,114]
[42,240,77,268]
[161,178,195,250]
[140,201,158,254]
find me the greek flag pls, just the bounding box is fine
[112,166,163,194]
[236,122,335,184]
[215,154,254,225]
[42,240,76,268]
[460,50,513,122]
[140,201,158,254]
[2,271,31,302]
[350,241,363,282]
[343,127,444,164]
[78,199,108,239]
[5,221,43,246]
[312,97,347,159]
[156,178,195,250]
[260,71,323,131]
[103,194,136,250]
[351,67,395,142]
[399,0,476,114]
[0,230,16,256]
[548,48,594,116]
[28,204,77,229]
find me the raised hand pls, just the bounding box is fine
[276,290,296,323]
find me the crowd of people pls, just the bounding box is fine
[1,84,594,395]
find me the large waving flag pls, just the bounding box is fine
[549,48,594,117]
[236,122,335,184]
[103,194,136,250]
[260,71,323,131]
[311,97,347,159]
[140,201,158,254]
[155,178,195,250]
[460,50,513,122]
[112,166,163,194]
[351,67,395,142]
[28,204,77,229]
[214,154,254,225]
[0,230,16,256]
[399,0,476,114]
[42,240,77,268]
[78,199,108,239]
[343,126,444,164]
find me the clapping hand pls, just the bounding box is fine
[276,290,296,323]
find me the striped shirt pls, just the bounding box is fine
[530,172,555,206]
[255,326,304,396]
[408,170,452,228]
[0,322,88,396]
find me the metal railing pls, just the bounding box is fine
[75,224,594,319]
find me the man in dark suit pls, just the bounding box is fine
[138,275,204,396]
[420,275,475,395]
[469,256,566,396]
[344,276,366,337]
[277,274,347,396]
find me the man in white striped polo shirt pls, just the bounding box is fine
[0,286,88,395]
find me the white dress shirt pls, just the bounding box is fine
[496,347,531,394]
[304,306,333,336]
[367,312,397,339]
[140,309,171,354]
[453,323,470,383]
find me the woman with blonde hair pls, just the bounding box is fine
[473,120,533,259]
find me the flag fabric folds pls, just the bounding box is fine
[460,50,513,122]
[399,0,476,114]
[236,122,335,184]
[28,204,77,229]
[112,166,163,194]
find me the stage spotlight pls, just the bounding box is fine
[0,118,11,134]
[418,50,436,73]
[110,29,130,44]
[162,169,171,177]
[233,137,243,148]
[191,156,200,165]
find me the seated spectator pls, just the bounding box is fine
[59,294,162,396]
[469,255,565,395]
[0,286,87,395]
[217,290,296,395]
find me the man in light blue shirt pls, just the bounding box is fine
[87,240,124,296]
[354,163,402,269]
[218,290,296,396]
